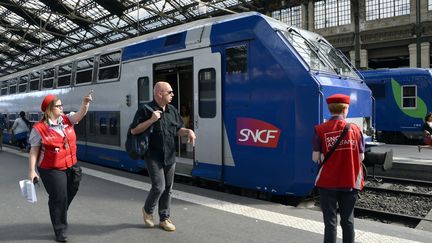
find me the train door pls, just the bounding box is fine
[154,59,194,162]
[192,51,222,181]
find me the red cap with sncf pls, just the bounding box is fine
[326,94,350,104]
[41,94,57,112]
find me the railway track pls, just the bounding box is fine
[355,177,432,227]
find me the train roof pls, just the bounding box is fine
[1,11,288,82]
[360,68,432,78]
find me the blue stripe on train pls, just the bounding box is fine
[76,144,145,172]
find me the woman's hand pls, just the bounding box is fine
[83,90,93,104]
[28,169,39,182]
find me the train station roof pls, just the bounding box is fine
[0,0,275,78]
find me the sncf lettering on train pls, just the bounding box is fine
[236,118,281,148]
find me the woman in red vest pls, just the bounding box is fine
[312,94,365,243]
[28,91,92,242]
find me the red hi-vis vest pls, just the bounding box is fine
[314,119,364,190]
[34,115,77,170]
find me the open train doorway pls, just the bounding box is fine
[154,58,194,161]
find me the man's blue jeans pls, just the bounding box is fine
[319,188,358,243]
[144,159,176,221]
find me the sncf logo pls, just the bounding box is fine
[237,118,281,148]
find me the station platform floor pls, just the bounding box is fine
[1,146,431,243]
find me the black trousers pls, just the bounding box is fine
[38,165,81,235]
[319,188,358,243]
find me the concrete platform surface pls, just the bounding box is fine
[1,147,431,243]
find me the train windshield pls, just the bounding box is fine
[280,28,360,79]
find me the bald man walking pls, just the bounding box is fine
[130,81,196,231]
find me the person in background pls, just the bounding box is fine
[0,112,7,151]
[130,81,196,232]
[312,94,365,243]
[28,91,92,242]
[180,104,191,129]
[11,111,30,152]
[418,112,432,152]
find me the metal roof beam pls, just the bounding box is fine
[38,0,91,29]
[93,0,127,17]
[0,37,33,55]
[0,19,43,46]
[0,0,66,39]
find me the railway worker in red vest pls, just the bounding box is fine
[312,94,365,243]
[28,91,93,242]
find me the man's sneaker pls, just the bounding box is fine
[159,219,176,231]
[142,208,154,228]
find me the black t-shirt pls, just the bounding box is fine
[422,122,432,135]
[130,100,184,165]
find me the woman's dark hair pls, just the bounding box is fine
[180,104,190,116]
[425,112,432,121]
[19,111,31,127]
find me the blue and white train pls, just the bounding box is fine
[0,12,390,197]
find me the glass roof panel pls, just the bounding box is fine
[81,4,111,20]
[3,11,26,26]
[0,0,256,78]
[55,17,79,31]
[62,0,93,11]
[0,6,7,15]
[20,0,47,10]
[32,31,54,41]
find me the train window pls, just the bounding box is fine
[109,117,118,135]
[42,68,54,89]
[138,77,150,105]
[9,79,17,94]
[28,113,39,127]
[58,63,72,87]
[74,115,86,140]
[401,85,416,108]
[85,111,120,146]
[18,75,28,93]
[8,113,17,129]
[98,51,121,81]
[100,117,107,134]
[76,58,94,85]
[226,45,247,74]
[30,71,41,91]
[1,82,8,96]
[198,68,216,118]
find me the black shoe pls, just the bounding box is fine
[55,231,68,242]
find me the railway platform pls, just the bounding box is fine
[0,146,431,243]
[368,144,432,182]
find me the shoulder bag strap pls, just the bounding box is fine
[320,123,351,167]
[144,104,155,133]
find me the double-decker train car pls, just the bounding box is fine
[360,68,432,144]
[0,12,390,197]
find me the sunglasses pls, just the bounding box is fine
[54,104,64,108]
